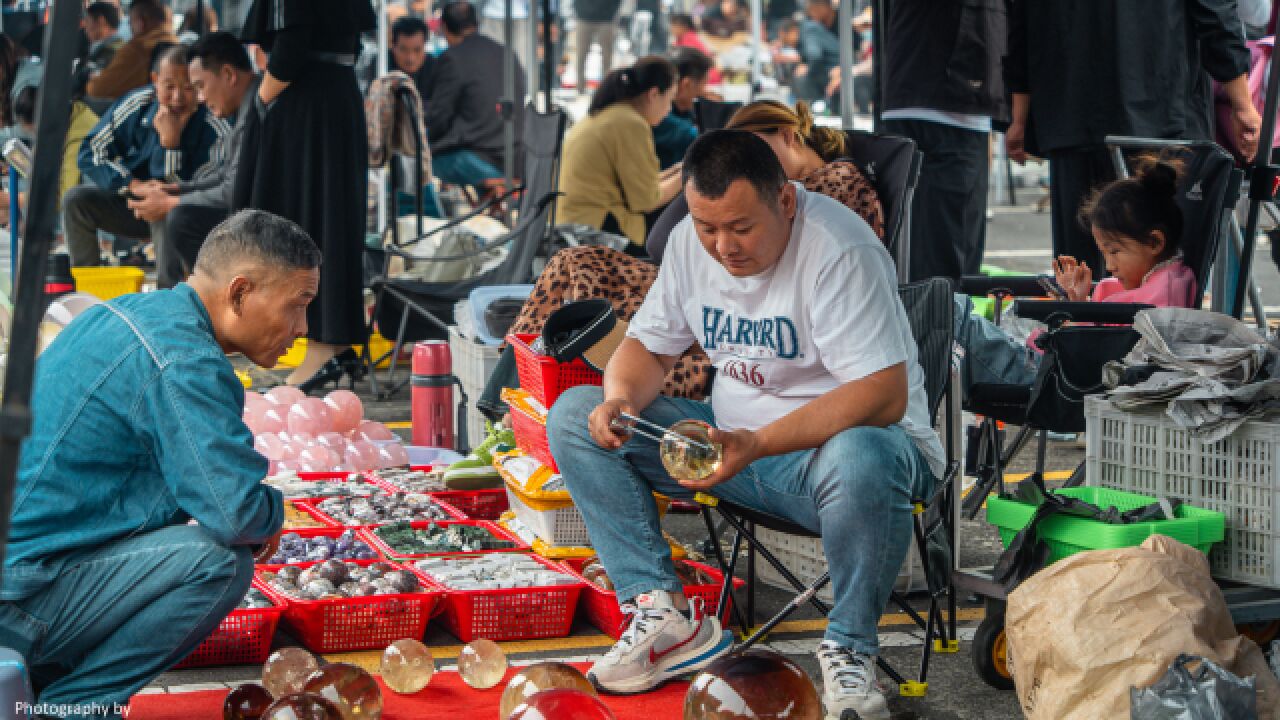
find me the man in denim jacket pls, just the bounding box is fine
[0,210,318,718]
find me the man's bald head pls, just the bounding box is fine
[191,210,322,368]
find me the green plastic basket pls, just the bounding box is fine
[986,487,1224,565]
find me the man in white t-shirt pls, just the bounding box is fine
[546,130,943,719]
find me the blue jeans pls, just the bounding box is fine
[433,149,503,187]
[0,525,254,718]
[953,293,1041,397]
[547,385,937,655]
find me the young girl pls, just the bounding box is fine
[955,156,1196,395]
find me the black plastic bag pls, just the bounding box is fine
[1131,654,1257,719]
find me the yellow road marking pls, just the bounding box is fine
[385,421,412,430]
[320,609,987,671]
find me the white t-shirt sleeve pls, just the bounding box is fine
[811,244,908,382]
[626,225,697,357]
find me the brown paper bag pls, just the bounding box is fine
[1005,534,1280,719]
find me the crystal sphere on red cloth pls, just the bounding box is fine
[260,693,343,720]
[223,682,273,720]
[324,390,364,434]
[301,662,383,720]
[684,649,822,719]
[508,689,616,720]
[500,663,596,718]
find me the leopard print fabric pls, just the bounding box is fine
[509,246,715,399]
[509,161,887,400]
[802,160,885,241]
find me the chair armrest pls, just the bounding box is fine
[957,274,1047,297]
[1011,300,1153,325]
[384,191,559,263]
[390,183,526,249]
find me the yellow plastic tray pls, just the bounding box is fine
[71,267,144,300]
[494,448,672,515]
[498,512,688,561]
[274,332,399,370]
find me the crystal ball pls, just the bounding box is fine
[508,689,616,720]
[289,398,334,437]
[268,386,307,407]
[301,663,383,720]
[380,638,435,694]
[683,649,822,719]
[660,420,723,481]
[458,638,508,689]
[260,693,343,720]
[500,663,596,718]
[374,443,410,470]
[223,682,273,720]
[261,647,319,699]
[354,420,396,443]
[324,390,365,434]
[344,441,381,472]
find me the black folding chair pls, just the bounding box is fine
[840,129,922,279]
[958,139,1241,515]
[364,105,567,406]
[692,97,743,132]
[697,277,961,698]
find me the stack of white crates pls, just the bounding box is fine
[1085,395,1280,588]
[448,326,502,449]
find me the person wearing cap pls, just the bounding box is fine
[546,130,943,720]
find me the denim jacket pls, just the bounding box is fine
[2,284,283,601]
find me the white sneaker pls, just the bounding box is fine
[818,641,890,720]
[587,591,733,694]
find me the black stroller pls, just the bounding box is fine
[953,137,1242,689]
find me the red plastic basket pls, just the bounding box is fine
[566,559,745,639]
[173,578,283,669]
[301,493,467,529]
[359,520,530,560]
[507,399,558,472]
[257,559,442,653]
[255,526,384,566]
[508,333,602,408]
[408,553,586,642]
[363,465,510,522]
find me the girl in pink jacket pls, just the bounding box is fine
[955,156,1195,395]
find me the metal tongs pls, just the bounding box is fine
[610,412,716,453]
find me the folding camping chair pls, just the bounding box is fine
[692,97,743,132]
[697,277,962,697]
[840,129,922,281]
[364,105,567,404]
[959,138,1242,516]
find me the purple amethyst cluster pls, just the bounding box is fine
[265,529,378,565]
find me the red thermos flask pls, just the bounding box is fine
[412,340,454,448]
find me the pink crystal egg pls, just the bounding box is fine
[267,386,307,407]
[343,441,380,472]
[298,446,342,473]
[374,443,410,469]
[323,390,364,434]
[314,432,346,450]
[353,420,395,443]
[257,406,288,435]
[255,433,287,461]
[244,390,269,414]
[288,399,333,437]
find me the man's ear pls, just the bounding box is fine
[228,275,253,316]
[778,182,797,218]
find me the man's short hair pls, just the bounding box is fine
[189,31,252,73]
[151,42,187,74]
[441,2,478,35]
[673,47,713,83]
[194,210,322,278]
[129,0,168,25]
[86,2,122,29]
[683,130,788,206]
[392,16,429,44]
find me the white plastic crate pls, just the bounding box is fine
[504,484,594,548]
[1085,396,1280,587]
[449,326,502,449]
[754,526,925,602]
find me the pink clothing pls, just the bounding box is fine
[674,31,724,84]
[1089,258,1198,307]
[1026,258,1197,351]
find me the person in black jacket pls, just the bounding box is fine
[881,0,1008,282]
[1005,0,1260,274]
[390,15,435,113]
[428,2,526,188]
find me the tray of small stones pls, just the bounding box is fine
[361,520,529,560]
[409,553,586,642]
[367,466,510,521]
[301,491,466,528]
[257,528,382,565]
[174,581,283,669]
[264,471,385,500]
[256,559,443,653]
